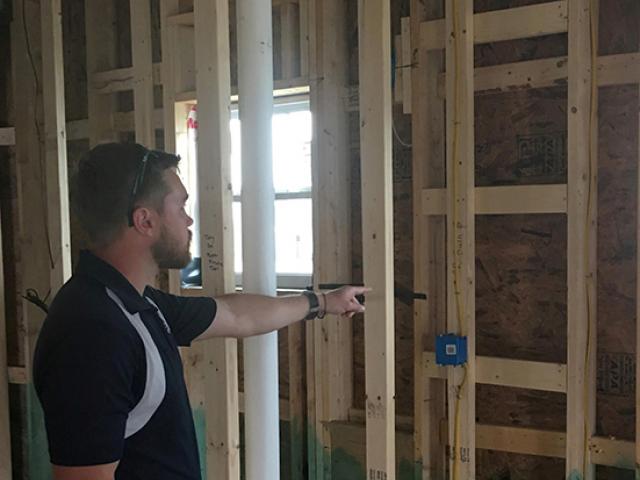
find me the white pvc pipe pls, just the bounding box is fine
[236,1,280,479]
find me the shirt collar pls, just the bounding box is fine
[75,250,155,314]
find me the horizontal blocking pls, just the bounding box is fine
[87,52,638,105]
[440,53,640,96]
[92,63,162,94]
[423,351,567,392]
[420,1,567,51]
[8,367,27,384]
[477,424,565,458]
[590,436,635,470]
[479,425,634,470]
[422,184,567,216]
[334,415,634,470]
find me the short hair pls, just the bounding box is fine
[71,143,180,247]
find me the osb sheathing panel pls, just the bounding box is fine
[595,84,638,441]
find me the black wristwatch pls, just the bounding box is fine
[302,291,320,320]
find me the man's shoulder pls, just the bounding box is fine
[33,273,143,391]
[44,274,135,337]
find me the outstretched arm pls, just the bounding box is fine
[196,286,369,339]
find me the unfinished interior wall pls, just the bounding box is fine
[2,0,640,479]
[347,0,639,479]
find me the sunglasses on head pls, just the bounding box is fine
[127,149,157,227]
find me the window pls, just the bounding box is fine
[180,98,313,290]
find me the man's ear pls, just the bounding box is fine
[131,207,158,236]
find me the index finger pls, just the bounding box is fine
[349,286,372,295]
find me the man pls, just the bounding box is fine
[33,143,367,480]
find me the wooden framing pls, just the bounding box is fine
[422,184,567,216]
[358,0,396,478]
[444,1,475,477]
[347,408,637,470]
[423,352,566,393]
[192,0,240,477]
[130,0,156,147]
[410,0,640,478]
[42,0,71,296]
[279,2,306,478]
[566,0,598,478]
[158,1,241,478]
[411,0,447,478]
[8,0,71,477]
[74,49,638,142]
[421,1,567,51]
[5,1,640,479]
[307,0,352,478]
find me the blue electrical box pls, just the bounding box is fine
[435,334,468,366]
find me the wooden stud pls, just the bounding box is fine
[159,0,183,295]
[130,0,155,147]
[306,1,322,477]
[358,0,395,478]
[411,0,447,477]
[423,352,567,393]
[421,1,568,51]
[192,0,240,478]
[41,0,71,295]
[422,184,568,216]
[85,0,118,145]
[566,1,598,478]
[445,0,475,477]
[307,0,353,478]
[11,0,69,475]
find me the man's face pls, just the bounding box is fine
[151,169,194,269]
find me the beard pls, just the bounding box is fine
[152,224,192,269]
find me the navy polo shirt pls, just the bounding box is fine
[33,250,216,479]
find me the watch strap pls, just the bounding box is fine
[302,290,319,320]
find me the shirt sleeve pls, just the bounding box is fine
[144,287,216,346]
[34,316,141,466]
